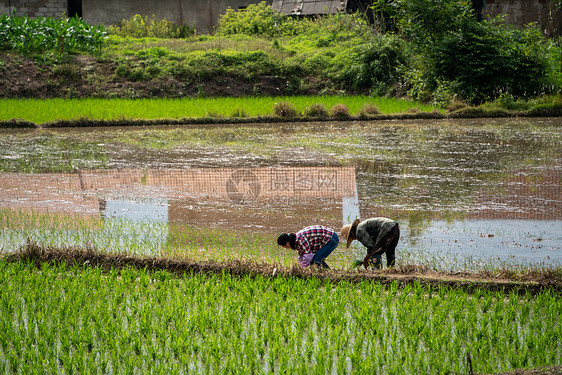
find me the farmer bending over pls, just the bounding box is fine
[340,217,399,269]
[277,225,339,269]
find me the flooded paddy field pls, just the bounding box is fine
[0,118,560,272]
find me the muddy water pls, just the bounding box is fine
[0,118,560,270]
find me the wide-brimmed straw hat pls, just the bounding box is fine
[340,218,360,248]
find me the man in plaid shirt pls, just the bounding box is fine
[277,225,339,269]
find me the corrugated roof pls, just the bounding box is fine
[272,0,348,15]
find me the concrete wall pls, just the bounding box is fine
[1,0,560,35]
[81,0,271,33]
[482,0,561,35]
[0,0,67,18]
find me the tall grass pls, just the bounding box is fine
[0,259,560,374]
[0,96,439,124]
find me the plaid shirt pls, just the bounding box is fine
[295,225,336,255]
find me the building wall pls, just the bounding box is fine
[1,0,560,35]
[483,0,561,35]
[0,0,67,18]
[81,0,271,33]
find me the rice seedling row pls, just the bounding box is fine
[0,260,559,374]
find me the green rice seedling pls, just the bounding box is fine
[0,96,440,124]
[0,210,168,255]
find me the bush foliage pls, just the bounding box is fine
[107,14,194,38]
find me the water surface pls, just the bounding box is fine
[1,118,560,270]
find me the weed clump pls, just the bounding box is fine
[206,111,224,119]
[446,99,468,113]
[52,64,82,81]
[273,101,299,118]
[304,103,329,118]
[108,14,194,38]
[330,103,351,119]
[359,102,380,116]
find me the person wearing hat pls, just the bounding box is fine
[341,217,399,269]
[277,225,339,269]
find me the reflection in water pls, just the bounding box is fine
[0,167,357,255]
[100,198,168,223]
[1,167,560,267]
[99,198,169,251]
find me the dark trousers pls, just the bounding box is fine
[312,233,339,268]
[367,224,400,269]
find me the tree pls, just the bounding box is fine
[380,0,557,103]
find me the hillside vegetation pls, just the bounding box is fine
[1,0,561,107]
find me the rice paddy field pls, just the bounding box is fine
[0,96,438,125]
[0,114,560,374]
[1,258,560,374]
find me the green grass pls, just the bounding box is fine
[0,96,439,125]
[0,259,560,374]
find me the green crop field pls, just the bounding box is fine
[0,259,559,374]
[0,96,439,125]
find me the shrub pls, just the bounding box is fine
[115,64,131,78]
[163,61,192,80]
[339,34,407,95]
[304,103,329,118]
[218,2,293,37]
[330,103,351,119]
[52,64,81,81]
[273,101,299,118]
[146,65,162,78]
[430,21,556,103]
[129,67,148,82]
[108,14,194,38]
[391,0,559,103]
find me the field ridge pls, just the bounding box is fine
[5,243,561,295]
[3,106,562,129]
